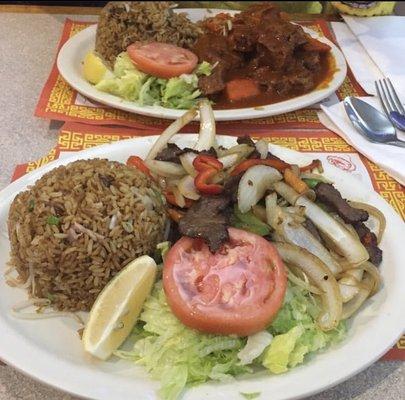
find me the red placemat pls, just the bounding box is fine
[35,18,366,133]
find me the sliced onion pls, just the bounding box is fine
[211,170,226,184]
[237,331,273,365]
[341,273,373,319]
[217,144,254,158]
[144,160,186,178]
[194,100,216,151]
[177,175,200,200]
[338,273,362,303]
[278,215,342,276]
[344,268,364,281]
[218,153,240,169]
[275,242,342,331]
[146,107,197,160]
[282,208,306,224]
[295,196,369,266]
[255,139,268,159]
[354,261,381,296]
[290,164,300,176]
[266,197,342,275]
[349,201,386,244]
[287,268,323,295]
[273,181,303,205]
[179,152,197,177]
[171,186,185,208]
[331,213,359,238]
[265,192,281,228]
[238,165,282,213]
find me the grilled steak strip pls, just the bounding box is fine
[155,144,217,164]
[314,183,369,224]
[353,222,383,266]
[178,195,231,252]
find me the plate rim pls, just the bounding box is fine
[0,135,404,400]
[56,8,347,121]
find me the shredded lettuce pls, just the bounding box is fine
[264,285,346,374]
[95,52,212,109]
[237,331,273,366]
[116,282,346,400]
[116,281,250,400]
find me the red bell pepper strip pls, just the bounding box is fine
[231,158,290,176]
[193,155,224,195]
[194,168,223,195]
[126,156,152,178]
[165,191,194,208]
[193,155,223,172]
[299,159,322,172]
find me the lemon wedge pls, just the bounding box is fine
[83,51,108,84]
[82,255,157,360]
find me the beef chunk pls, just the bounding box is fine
[155,143,185,164]
[237,135,256,147]
[178,195,231,252]
[198,65,226,95]
[315,183,369,224]
[193,33,242,96]
[236,135,260,159]
[229,23,257,53]
[168,220,181,244]
[297,50,321,71]
[223,174,242,203]
[251,66,280,86]
[155,144,217,164]
[194,2,328,101]
[353,222,383,266]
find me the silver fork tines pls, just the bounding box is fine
[375,78,405,116]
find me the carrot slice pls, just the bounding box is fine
[225,79,261,102]
[284,168,308,194]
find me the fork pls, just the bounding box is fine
[375,78,405,131]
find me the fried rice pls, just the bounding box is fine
[95,1,202,67]
[7,159,167,312]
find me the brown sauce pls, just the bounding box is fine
[212,52,336,110]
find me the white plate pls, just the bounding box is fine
[0,135,404,400]
[57,8,347,121]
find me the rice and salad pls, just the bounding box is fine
[6,100,384,399]
[84,1,211,110]
[83,1,336,110]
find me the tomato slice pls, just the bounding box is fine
[163,228,287,336]
[127,42,198,79]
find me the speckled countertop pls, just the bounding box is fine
[0,10,403,400]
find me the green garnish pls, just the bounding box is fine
[303,178,321,189]
[28,199,35,211]
[240,392,261,400]
[231,205,271,236]
[47,215,60,225]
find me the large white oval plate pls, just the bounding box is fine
[57,8,347,121]
[0,135,403,400]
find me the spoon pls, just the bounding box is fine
[343,97,405,148]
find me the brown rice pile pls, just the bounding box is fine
[95,1,202,67]
[7,159,167,312]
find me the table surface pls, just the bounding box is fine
[0,9,404,400]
